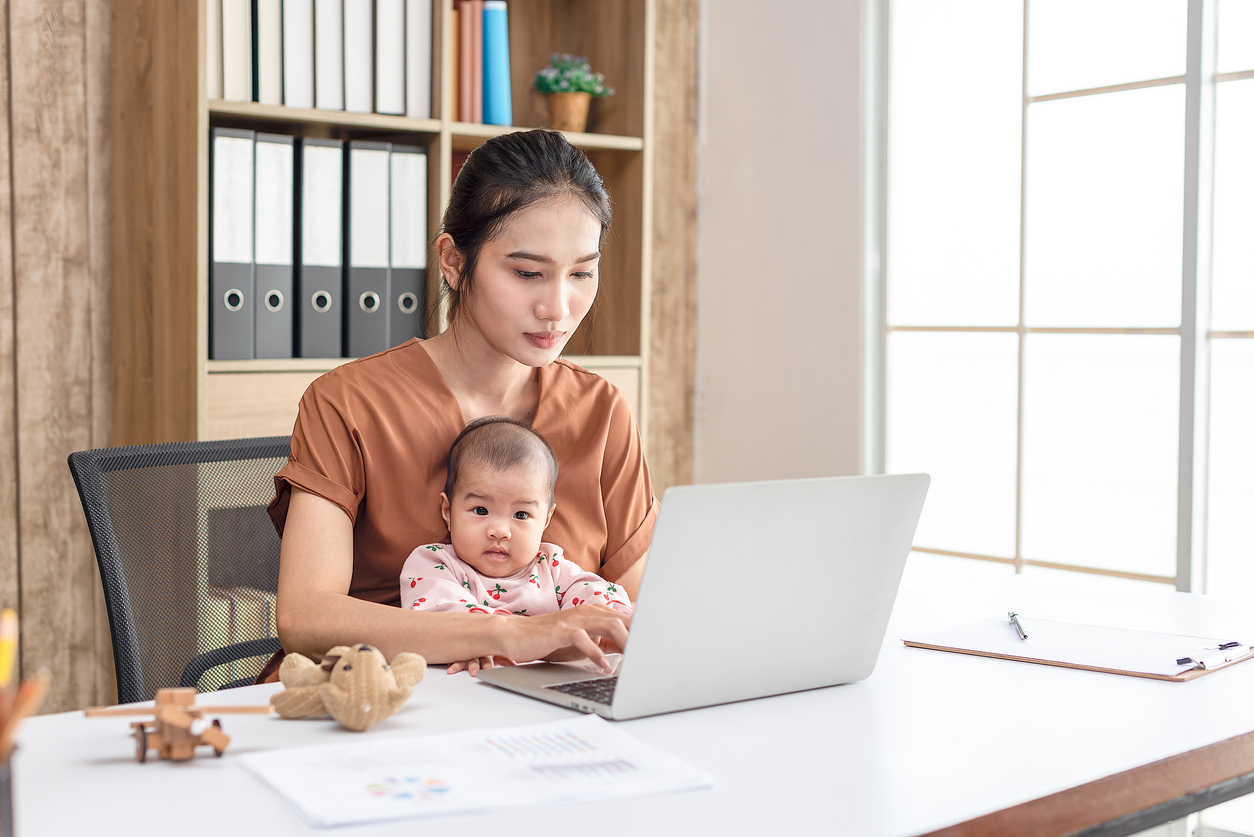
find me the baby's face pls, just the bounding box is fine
[441,464,555,578]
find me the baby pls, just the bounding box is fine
[399,416,632,628]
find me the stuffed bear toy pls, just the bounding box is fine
[270,643,427,732]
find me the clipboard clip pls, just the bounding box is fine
[1176,642,1246,670]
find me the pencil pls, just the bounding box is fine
[0,670,49,761]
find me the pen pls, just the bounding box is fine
[1008,611,1028,641]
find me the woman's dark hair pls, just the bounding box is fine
[444,416,560,506]
[439,129,612,323]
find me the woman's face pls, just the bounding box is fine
[458,195,601,366]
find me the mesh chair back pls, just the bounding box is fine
[69,437,291,704]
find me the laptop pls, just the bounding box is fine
[477,473,930,720]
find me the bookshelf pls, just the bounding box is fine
[111,0,654,447]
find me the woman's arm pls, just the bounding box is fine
[276,488,630,668]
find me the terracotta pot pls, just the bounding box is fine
[546,91,592,133]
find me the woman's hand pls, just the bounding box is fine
[446,656,515,677]
[497,605,631,674]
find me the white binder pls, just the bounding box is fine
[283,0,315,108]
[297,138,344,357]
[206,0,221,99]
[221,0,253,102]
[405,0,432,118]
[254,134,295,359]
[210,128,256,359]
[390,145,427,343]
[375,0,405,115]
[314,0,344,110]
[256,0,284,106]
[346,142,391,357]
[343,0,374,113]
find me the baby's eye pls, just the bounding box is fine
[473,506,488,516]
[513,511,530,520]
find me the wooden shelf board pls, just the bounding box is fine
[207,358,354,374]
[450,122,644,152]
[208,100,442,134]
[563,354,642,369]
[207,355,639,375]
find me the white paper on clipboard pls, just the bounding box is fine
[904,616,1253,681]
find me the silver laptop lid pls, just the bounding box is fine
[611,473,929,720]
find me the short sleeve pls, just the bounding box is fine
[597,387,658,582]
[267,376,365,537]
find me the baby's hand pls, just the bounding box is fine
[446,656,516,677]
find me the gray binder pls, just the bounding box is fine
[254,133,294,358]
[346,141,391,357]
[296,137,344,357]
[210,127,256,360]
[389,144,427,344]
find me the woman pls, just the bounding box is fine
[266,130,655,677]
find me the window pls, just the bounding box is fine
[885,1,1254,594]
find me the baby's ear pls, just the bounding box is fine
[440,492,451,528]
[544,503,556,528]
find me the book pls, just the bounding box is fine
[207,0,222,99]
[343,0,373,113]
[470,0,483,123]
[314,0,344,110]
[405,0,432,119]
[282,0,315,108]
[457,0,472,122]
[481,0,511,126]
[448,6,460,121]
[255,0,284,106]
[375,0,405,115]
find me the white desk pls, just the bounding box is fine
[18,576,1254,836]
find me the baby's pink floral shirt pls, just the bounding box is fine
[399,542,633,616]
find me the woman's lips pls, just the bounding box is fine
[525,331,564,350]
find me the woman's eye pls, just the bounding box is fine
[573,271,594,279]
[473,507,488,516]
[516,270,542,279]
[513,511,530,520]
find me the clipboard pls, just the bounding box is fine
[903,615,1254,682]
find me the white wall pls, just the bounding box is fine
[695,0,871,483]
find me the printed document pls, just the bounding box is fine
[239,715,715,827]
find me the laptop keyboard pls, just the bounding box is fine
[546,676,618,705]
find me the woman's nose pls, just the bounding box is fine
[537,279,570,321]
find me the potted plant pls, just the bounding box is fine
[533,53,615,133]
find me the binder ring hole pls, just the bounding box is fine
[224,289,244,312]
[265,290,285,312]
[311,291,333,313]
[359,291,381,313]
[397,292,418,314]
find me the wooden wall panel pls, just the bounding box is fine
[110,0,201,446]
[86,0,115,703]
[9,0,113,712]
[648,0,698,493]
[0,0,19,616]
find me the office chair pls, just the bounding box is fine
[68,437,291,704]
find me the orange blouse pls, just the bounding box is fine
[267,339,657,607]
